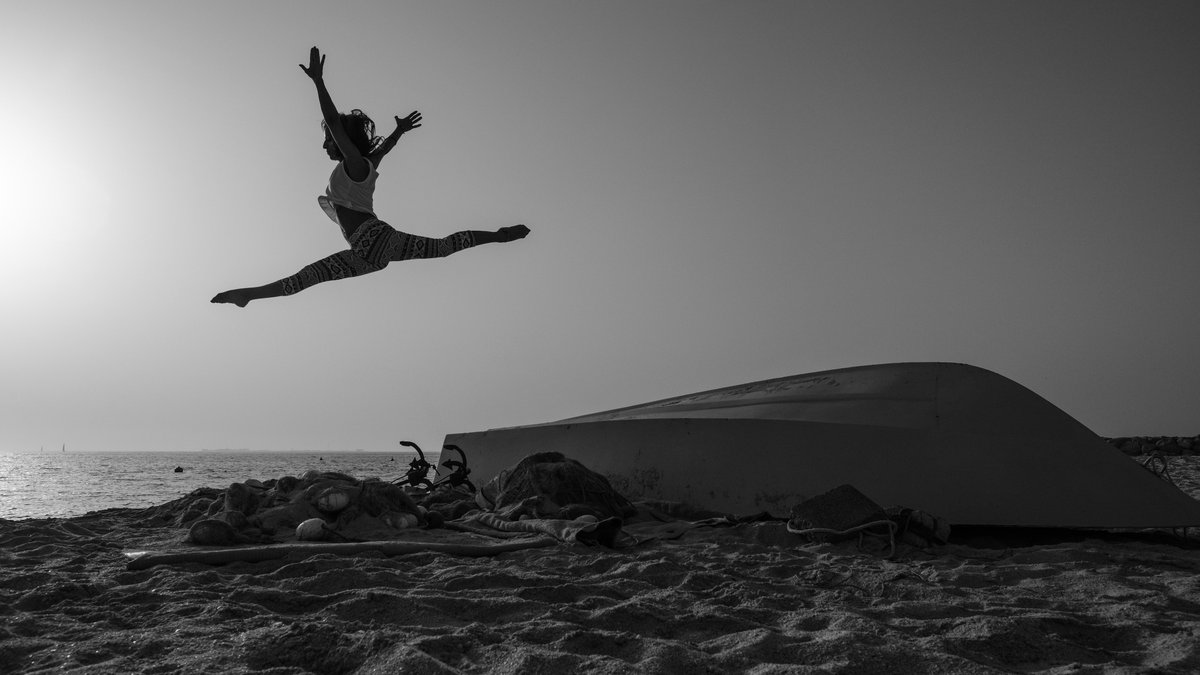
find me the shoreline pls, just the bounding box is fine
[1106,435,1200,456]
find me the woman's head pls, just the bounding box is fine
[322,109,384,160]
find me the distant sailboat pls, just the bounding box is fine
[62,444,66,453]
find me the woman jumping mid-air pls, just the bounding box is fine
[212,47,529,307]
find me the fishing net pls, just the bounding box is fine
[479,452,637,520]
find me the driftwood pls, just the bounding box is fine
[124,536,556,571]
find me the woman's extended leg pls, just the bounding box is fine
[212,223,528,307]
[211,249,384,307]
[210,281,288,308]
[481,224,531,244]
[379,224,529,264]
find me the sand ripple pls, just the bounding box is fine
[3,457,1200,674]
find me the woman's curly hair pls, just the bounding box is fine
[322,109,384,158]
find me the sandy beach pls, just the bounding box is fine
[3,456,1200,674]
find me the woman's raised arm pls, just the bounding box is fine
[372,111,423,165]
[300,47,365,170]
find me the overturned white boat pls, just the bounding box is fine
[445,362,1200,528]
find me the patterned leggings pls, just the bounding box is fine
[281,219,477,295]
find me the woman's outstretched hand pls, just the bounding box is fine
[395,111,423,134]
[299,46,325,80]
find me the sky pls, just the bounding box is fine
[1,0,1198,453]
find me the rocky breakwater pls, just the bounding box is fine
[1105,435,1200,456]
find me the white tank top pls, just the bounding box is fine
[318,160,378,225]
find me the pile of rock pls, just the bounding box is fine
[1105,436,1200,456]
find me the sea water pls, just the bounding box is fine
[0,451,434,520]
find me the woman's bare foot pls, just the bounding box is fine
[498,224,530,242]
[211,290,251,308]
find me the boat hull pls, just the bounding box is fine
[444,363,1200,527]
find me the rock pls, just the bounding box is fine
[315,488,351,513]
[218,510,249,529]
[223,482,260,515]
[1158,440,1184,456]
[382,512,419,529]
[188,519,250,546]
[295,518,328,541]
[177,506,207,526]
[251,502,318,534]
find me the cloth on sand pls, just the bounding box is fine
[460,511,626,547]
[449,501,702,547]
